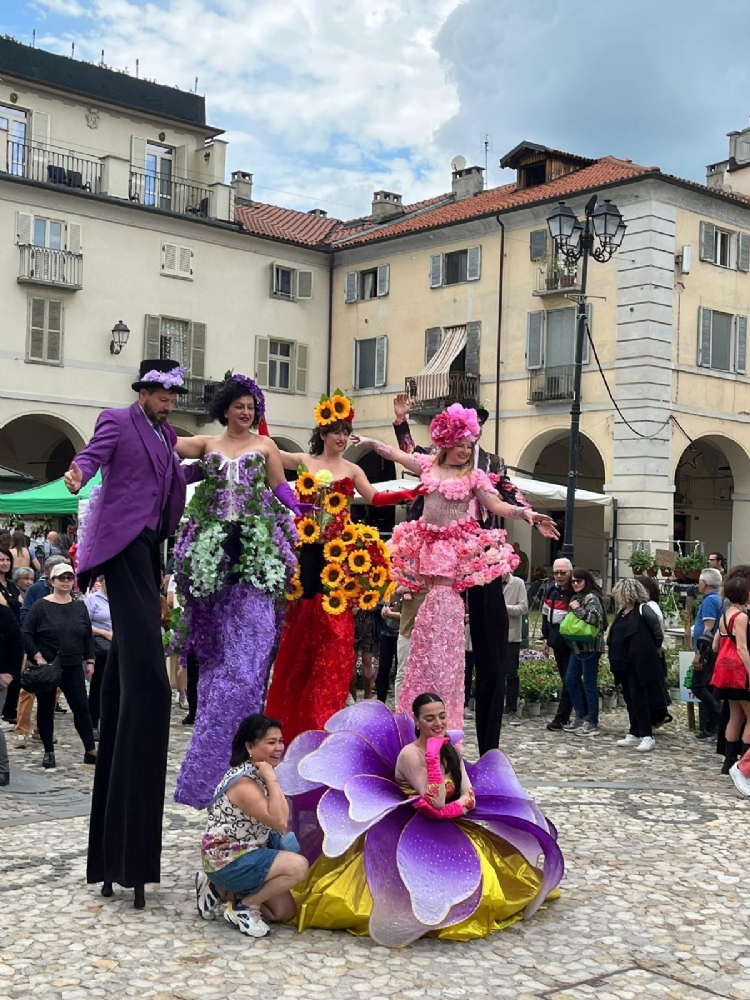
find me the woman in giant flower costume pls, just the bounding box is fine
[277,695,563,945]
[354,404,558,730]
[171,374,300,809]
[265,392,420,743]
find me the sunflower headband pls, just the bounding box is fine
[314,389,355,428]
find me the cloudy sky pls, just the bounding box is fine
[3,0,750,217]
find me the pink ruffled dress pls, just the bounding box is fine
[390,455,519,730]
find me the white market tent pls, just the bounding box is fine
[351,476,613,508]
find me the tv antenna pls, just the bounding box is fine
[451,154,466,172]
[481,133,493,188]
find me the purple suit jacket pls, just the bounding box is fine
[75,402,188,575]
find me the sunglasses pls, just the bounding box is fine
[553,570,569,576]
[55,574,74,582]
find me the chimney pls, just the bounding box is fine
[371,190,404,221]
[452,165,485,200]
[307,208,328,217]
[231,170,253,202]
[706,125,750,195]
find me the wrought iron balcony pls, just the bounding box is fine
[404,372,480,420]
[528,365,575,403]
[18,245,83,290]
[3,138,102,192]
[533,258,580,296]
[174,377,221,420]
[128,169,211,217]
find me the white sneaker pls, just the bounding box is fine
[224,901,270,938]
[617,734,640,747]
[636,736,655,753]
[563,719,583,732]
[575,722,600,737]
[14,733,29,748]
[509,717,522,726]
[729,763,750,798]
[195,871,221,920]
[178,692,189,711]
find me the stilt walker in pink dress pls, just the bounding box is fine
[354,404,559,731]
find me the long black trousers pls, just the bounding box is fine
[38,661,95,754]
[468,576,508,755]
[86,529,171,887]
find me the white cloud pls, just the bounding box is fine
[36,0,466,214]
[32,0,88,15]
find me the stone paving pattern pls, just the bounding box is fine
[0,701,748,1000]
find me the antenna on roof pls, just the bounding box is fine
[136,59,139,78]
[451,155,466,172]
[100,49,104,65]
[32,29,35,48]
[71,42,75,58]
[194,76,199,94]
[482,133,492,189]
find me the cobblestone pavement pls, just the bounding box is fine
[0,700,748,1000]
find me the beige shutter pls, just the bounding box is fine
[31,110,50,145]
[255,336,270,387]
[161,242,178,275]
[699,221,715,263]
[16,211,33,245]
[697,307,712,367]
[526,311,545,369]
[736,315,748,374]
[375,335,388,387]
[144,315,162,357]
[429,254,444,288]
[295,343,309,393]
[130,136,147,172]
[178,246,193,278]
[46,300,63,363]
[465,321,481,375]
[376,263,390,297]
[189,322,206,378]
[738,233,750,272]
[466,245,481,281]
[296,270,314,299]
[174,144,189,180]
[28,297,46,361]
[66,222,83,254]
[269,262,278,297]
[345,271,358,303]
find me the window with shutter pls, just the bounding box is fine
[699,221,716,263]
[526,311,545,369]
[46,300,63,363]
[16,211,32,245]
[272,265,295,300]
[66,222,82,254]
[738,233,750,273]
[466,246,481,281]
[130,136,147,172]
[736,315,748,375]
[255,336,270,387]
[297,270,314,299]
[189,322,206,379]
[354,338,379,388]
[710,311,732,370]
[345,271,359,303]
[424,327,443,363]
[26,296,63,365]
[144,315,162,358]
[161,243,178,275]
[377,263,390,297]
[465,322,481,375]
[295,343,309,393]
[375,335,388,387]
[178,246,193,278]
[429,254,444,288]
[530,229,548,261]
[697,307,712,367]
[27,297,46,361]
[267,339,294,390]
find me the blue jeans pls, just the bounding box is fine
[565,650,601,726]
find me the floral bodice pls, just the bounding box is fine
[202,762,272,872]
[416,454,500,528]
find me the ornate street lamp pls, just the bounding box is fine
[109,320,130,355]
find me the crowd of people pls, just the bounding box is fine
[0,357,747,943]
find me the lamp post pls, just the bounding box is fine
[109,320,130,355]
[546,194,625,561]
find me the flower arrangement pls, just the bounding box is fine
[290,465,393,614]
[314,388,354,427]
[518,658,561,703]
[429,402,480,449]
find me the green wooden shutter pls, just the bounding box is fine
[697,307,712,367]
[735,315,747,374]
[530,229,547,261]
[424,327,442,363]
[465,321,481,376]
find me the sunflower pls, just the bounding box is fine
[314,399,336,426]
[368,567,387,588]
[297,517,321,544]
[348,549,372,573]
[286,577,303,601]
[358,525,378,543]
[296,471,318,496]
[340,524,358,545]
[323,491,348,515]
[330,394,352,421]
[322,589,348,615]
[341,578,362,598]
[358,589,380,611]
[383,581,397,601]
[323,539,347,563]
[321,563,345,588]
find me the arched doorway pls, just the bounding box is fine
[515,430,607,576]
[673,434,750,565]
[0,413,86,485]
[344,442,397,532]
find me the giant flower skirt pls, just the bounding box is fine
[277,701,563,946]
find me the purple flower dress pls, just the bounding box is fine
[173,452,297,809]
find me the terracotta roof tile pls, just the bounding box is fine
[234,200,340,247]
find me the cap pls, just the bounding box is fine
[50,563,75,579]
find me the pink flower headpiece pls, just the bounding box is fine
[429,403,481,450]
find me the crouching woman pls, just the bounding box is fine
[195,714,309,938]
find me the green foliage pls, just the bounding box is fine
[628,550,656,573]
[518,658,561,703]
[663,647,680,689]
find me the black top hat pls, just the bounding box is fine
[131,359,188,394]
[458,397,489,424]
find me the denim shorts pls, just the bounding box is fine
[208,849,279,897]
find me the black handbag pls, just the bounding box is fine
[20,655,62,694]
[94,636,111,658]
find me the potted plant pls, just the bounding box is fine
[673,556,687,581]
[682,552,706,581]
[627,549,656,576]
[661,589,682,629]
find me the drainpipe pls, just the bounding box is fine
[493,214,505,456]
[326,251,334,395]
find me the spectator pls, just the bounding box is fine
[0,587,24,784]
[634,575,673,729]
[708,552,726,576]
[563,568,606,737]
[353,608,379,700]
[21,563,97,771]
[710,573,750,776]
[394,590,427,707]
[84,576,112,740]
[376,591,401,703]
[13,567,35,594]
[609,578,664,754]
[0,547,22,725]
[503,572,528,726]
[165,575,189,714]
[690,568,723,740]
[9,529,40,576]
[511,542,529,581]
[542,558,576,732]
[20,555,68,623]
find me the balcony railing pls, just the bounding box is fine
[404,372,480,420]
[528,365,576,403]
[174,377,221,419]
[18,245,83,290]
[533,258,580,296]
[128,169,211,217]
[3,138,102,192]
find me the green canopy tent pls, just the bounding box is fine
[0,472,102,515]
